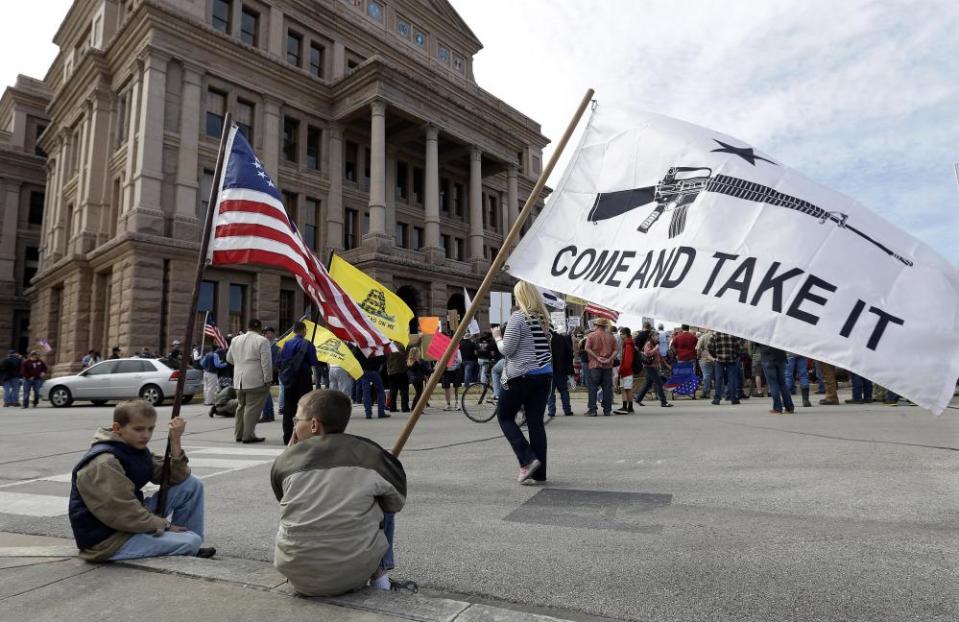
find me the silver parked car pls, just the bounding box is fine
[40,358,202,408]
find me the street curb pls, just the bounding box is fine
[117,554,573,622]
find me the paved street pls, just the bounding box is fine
[1,391,957,622]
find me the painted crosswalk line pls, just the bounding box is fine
[0,445,277,517]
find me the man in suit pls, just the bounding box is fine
[226,319,273,443]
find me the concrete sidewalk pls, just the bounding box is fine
[0,533,582,622]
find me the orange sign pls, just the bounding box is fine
[418,316,440,335]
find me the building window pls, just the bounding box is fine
[279,289,295,331]
[395,222,408,248]
[344,141,357,181]
[304,223,317,250]
[395,161,408,200]
[115,91,128,147]
[412,167,423,205]
[199,280,217,314]
[228,284,247,335]
[442,234,451,258]
[282,116,299,163]
[453,54,464,72]
[454,237,464,261]
[413,30,425,48]
[236,99,254,143]
[306,126,321,170]
[309,44,325,78]
[304,197,320,251]
[212,0,231,33]
[362,211,369,235]
[440,177,449,213]
[488,195,498,231]
[240,6,258,46]
[366,1,383,22]
[281,191,298,224]
[22,247,39,289]
[396,19,410,38]
[28,191,44,225]
[489,246,499,260]
[453,183,464,217]
[363,148,371,188]
[437,46,450,64]
[286,31,302,66]
[412,226,424,249]
[34,123,47,157]
[206,88,226,137]
[344,208,359,249]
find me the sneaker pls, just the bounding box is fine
[443,405,453,411]
[613,408,630,415]
[389,578,419,593]
[769,409,782,415]
[731,400,741,405]
[517,459,542,482]
[586,411,597,417]
[844,399,863,404]
[521,478,547,486]
[195,547,217,559]
[563,411,574,417]
[661,403,673,408]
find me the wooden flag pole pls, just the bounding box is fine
[155,113,233,516]
[391,88,595,457]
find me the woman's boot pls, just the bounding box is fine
[801,388,812,407]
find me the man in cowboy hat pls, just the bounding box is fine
[584,317,617,416]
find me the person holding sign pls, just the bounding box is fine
[491,282,553,484]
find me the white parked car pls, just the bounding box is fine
[40,357,202,408]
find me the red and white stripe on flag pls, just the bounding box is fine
[204,321,227,350]
[585,302,620,322]
[206,126,393,355]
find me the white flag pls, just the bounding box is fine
[463,288,481,336]
[507,106,959,414]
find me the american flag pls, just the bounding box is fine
[585,302,619,322]
[207,125,392,355]
[204,316,228,350]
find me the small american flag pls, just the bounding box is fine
[207,125,392,355]
[585,302,619,323]
[204,316,228,350]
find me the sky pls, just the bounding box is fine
[2,0,955,273]
[451,0,959,267]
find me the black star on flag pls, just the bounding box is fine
[710,139,777,166]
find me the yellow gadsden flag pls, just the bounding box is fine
[276,320,363,380]
[329,254,414,345]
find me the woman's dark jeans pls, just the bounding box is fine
[636,365,667,405]
[763,360,794,412]
[496,373,550,481]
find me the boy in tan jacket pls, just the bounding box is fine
[68,400,214,561]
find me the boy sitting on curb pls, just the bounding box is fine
[271,389,407,596]
[68,399,215,561]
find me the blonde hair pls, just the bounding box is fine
[513,281,549,324]
[406,347,420,366]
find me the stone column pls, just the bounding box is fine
[424,125,441,256]
[50,138,69,260]
[129,53,167,235]
[364,101,388,245]
[267,6,284,57]
[468,147,484,264]
[261,96,281,178]
[325,124,344,252]
[173,63,203,239]
[81,90,113,250]
[507,165,519,246]
[121,67,142,226]
[332,42,346,79]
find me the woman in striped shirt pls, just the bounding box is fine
[491,281,553,484]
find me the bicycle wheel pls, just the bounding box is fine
[461,382,498,423]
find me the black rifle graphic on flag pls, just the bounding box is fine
[587,166,913,267]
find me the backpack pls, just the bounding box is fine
[278,341,308,387]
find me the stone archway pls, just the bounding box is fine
[446,292,466,320]
[396,285,420,334]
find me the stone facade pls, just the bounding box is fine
[25,0,549,375]
[0,76,51,354]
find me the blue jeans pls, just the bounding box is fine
[491,359,505,399]
[636,366,667,405]
[763,361,794,412]
[22,378,42,407]
[588,368,613,414]
[497,374,550,480]
[713,361,740,402]
[785,355,809,393]
[3,378,21,406]
[109,475,205,560]
[546,368,571,416]
[850,373,873,402]
[463,361,479,385]
[261,389,275,421]
[362,370,386,418]
[700,360,715,396]
[380,513,395,570]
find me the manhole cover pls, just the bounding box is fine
[503,488,672,533]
